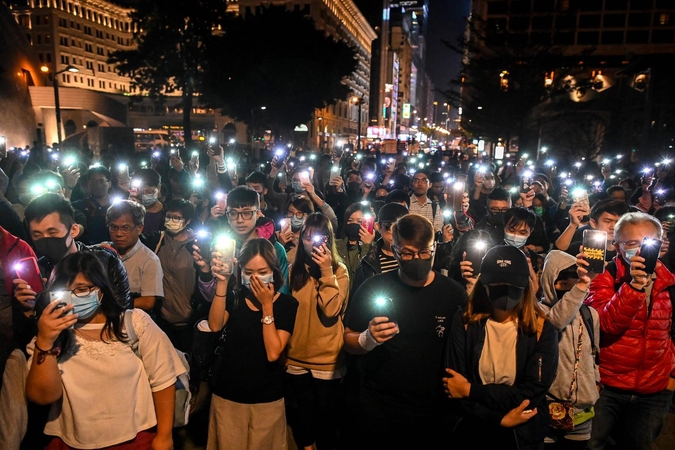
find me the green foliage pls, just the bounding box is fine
[201,5,358,133]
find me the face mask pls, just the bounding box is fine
[72,289,101,320]
[345,223,362,242]
[398,258,432,281]
[534,206,544,216]
[483,180,495,189]
[347,181,362,193]
[375,195,387,201]
[487,285,522,310]
[291,181,304,193]
[624,248,638,261]
[34,234,72,263]
[290,216,304,232]
[164,219,186,235]
[241,273,274,288]
[141,192,157,207]
[555,289,569,301]
[488,211,505,226]
[504,232,528,248]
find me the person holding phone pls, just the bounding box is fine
[343,214,467,447]
[285,213,349,450]
[444,245,559,450]
[24,252,185,450]
[584,211,675,450]
[205,238,299,449]
[335,202,376,292]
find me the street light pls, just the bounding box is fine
[250,106,266,157]
[42,64,79,147]
[351,95,363,152]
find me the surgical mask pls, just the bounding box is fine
[291,181,304,193]
[504,232,528,248]
[164,219,186,235]
[347,181,361,193]
[483,180,495,189]
[290,216,304,232]
[398,258,432,281]
[534,206,544,216]
[344,223,362,242]
[488,211,505,226]
[487,285,522,311]
[72,289,101,320]
[34,234,72,263]
[241,273,274,288]
[141,192,157,207]
[624,247,638,261]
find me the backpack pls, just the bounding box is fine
[123,310,191,428]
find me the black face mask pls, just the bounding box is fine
[344,223,361,242]
[398,258,432,281]
[347,181,362,193]
[555,289,569,301]
[487,211,505,226]
[34,234,72,264]
[487,285,522,310]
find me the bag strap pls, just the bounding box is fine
[214,290,240,355]
[153,231,166,255]
[579,304,599,365]
[431,200,438,220]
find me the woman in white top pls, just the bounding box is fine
[25,252,184,450]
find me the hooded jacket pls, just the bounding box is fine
[585,254,675,394]
[540,250,600,414]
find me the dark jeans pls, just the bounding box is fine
[285,372,342,449]
[587,387,672,450]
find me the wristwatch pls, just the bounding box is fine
[261,315,275,325]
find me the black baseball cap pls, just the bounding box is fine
[480,245,530,300]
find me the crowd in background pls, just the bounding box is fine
[0,140,674,450]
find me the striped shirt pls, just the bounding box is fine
[379,253,399,274]
[409,196,443,233]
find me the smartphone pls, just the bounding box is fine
[452,181,465,212]
[13,257,45,294]
[330,164,341,181]
[299,171,310,185]
[211,144,222,156]
[215,192,227,209]
[279,218,290,232]
[362,213,375,234]
[520,174,531,193]
[640,238,662,275]
[374,296,398,327]
[195,230,213,262]
[274,150,286,168]
[465,240,488,274]
[214,236,237,275]
[191,150,199,162]
[49,290,72,322]
[572,189,590,211]
[278,171,288,186]
[363,172,375,188]
[582,229,607,274]
[227,162,237,179]
[387,158,396,172]
[312,235,328,248]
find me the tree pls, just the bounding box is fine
[201,5,358,142]
[109,0,228,147]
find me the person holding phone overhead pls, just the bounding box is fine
[584,211,675,450]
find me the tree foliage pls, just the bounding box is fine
[109,0,228,145]
[201,5,358,138]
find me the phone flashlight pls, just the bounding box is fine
[209,137,216,144]
[564,179,573,186]
[152,151,161,158]
[51,153,59,160]
[118,163,127,172]
[644,238,656,246]
[275,149,283,156]
[193,178,204,188]
[191,151,199,158]
[546,159,555,166]
[132,179,142,188]
[474,240,487,250]
[197,229,210,239]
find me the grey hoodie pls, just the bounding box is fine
[540,250,600,415]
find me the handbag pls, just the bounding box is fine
[548,318,583,431]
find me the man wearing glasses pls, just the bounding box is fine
[343,214,467,446]
[105,200,163,312]
[585,211,675,450]
[408,169,443,234]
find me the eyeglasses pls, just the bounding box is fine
[393,246,434,261]
[89,178,109,185]
[226,209,258,220]
[165,216,185,223]
[412,178,429,184]
[488,208,510,213]
[615,240,641,249]
[66,285,99,298]
[286,211,307,220]
[108,224,138,234]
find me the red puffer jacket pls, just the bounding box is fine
[585,256,675,394]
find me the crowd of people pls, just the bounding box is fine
[0,140,674,450]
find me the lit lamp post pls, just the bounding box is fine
[350,95,363,152]
[41,64,79,148]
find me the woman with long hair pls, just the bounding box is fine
[444,244,559,450]
[25,252,184,450]
[285,213,349,450]
[276,196,315,265]
[206,238,299,449]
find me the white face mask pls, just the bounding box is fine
[164,218,186,235]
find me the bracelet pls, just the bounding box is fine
[34,342,61,365]
[358,329,381,352]
[65,184,76,190]
[214,293,226,298]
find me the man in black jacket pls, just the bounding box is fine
[14,193,131,314]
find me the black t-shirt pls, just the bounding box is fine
[211,292,299,404]
[345,270,467,417]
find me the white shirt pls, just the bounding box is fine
[110,240,164,298]
[479,318,518,386]
[26,309,184,449]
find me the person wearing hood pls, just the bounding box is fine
[335,202,375,292]
[444,244,559,450]
[140,198,205,352]
[540,250,600,449]
[129,168,165,233]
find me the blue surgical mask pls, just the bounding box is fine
[624,248,638,261]
[291,181,304,193]
[141,192,157,207]
[72,289,101,320]
[290,216,304,231]
[241,273,274,287]
[504,232,528,248]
